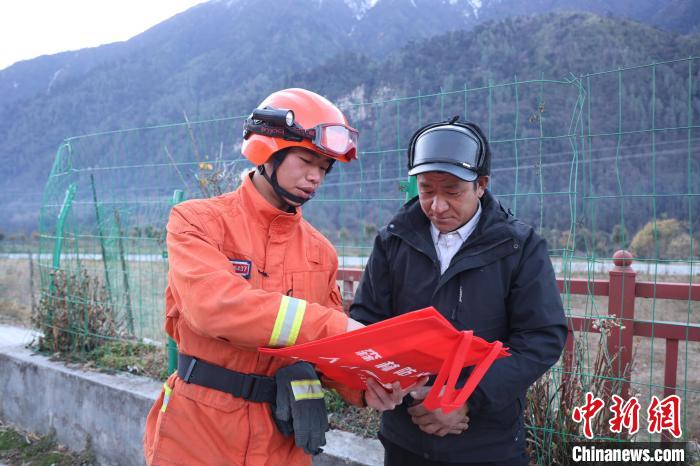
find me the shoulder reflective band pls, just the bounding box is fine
[269,295,307,347]
[160,382,173,413]
[291,379,324,400]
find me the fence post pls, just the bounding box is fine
[51,183,77,272]
[607,250,636,400]
[399,176,418,202]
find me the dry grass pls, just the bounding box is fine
[0,255,170,342]
[325,390,381,439]
[72,258,169,342]
[0,257,38,326]
[33,268,121,353]
[526,321,626,465]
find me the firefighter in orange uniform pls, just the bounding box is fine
[143,88,373,465]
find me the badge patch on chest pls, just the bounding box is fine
[229,259,252,279]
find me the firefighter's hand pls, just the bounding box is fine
[407,387,470,436]
[346,318,364,332]
[364,376,429,412]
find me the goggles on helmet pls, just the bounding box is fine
[243,106,358,160]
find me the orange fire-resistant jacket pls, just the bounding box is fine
[144,172,362,466]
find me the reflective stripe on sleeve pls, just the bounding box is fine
[160,382,173,413]
[290,379,324,401]
[269,295,307,347]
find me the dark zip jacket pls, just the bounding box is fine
[350,190,567,463]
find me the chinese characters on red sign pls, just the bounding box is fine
[344,348,430,384]
[572,392,682,439]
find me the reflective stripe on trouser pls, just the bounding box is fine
[269,295,307,347]
[160,382,173,413]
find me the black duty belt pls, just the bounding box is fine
[177,353,276,403]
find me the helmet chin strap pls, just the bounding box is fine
[258,153,313,210]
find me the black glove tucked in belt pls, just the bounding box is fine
[273,361,329,455]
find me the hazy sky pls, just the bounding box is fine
[0,0,210,70]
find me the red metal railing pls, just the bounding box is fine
[337,250,700,442]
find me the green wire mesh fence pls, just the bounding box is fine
[34,58,699,457]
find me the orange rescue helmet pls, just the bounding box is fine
[242,88,358,165]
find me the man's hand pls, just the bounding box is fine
[346,318,364,332]
[364,376,429,412]
[407,386,470,437]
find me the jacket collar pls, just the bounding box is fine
[239,171,302,237]
[467,189,511,242]
[387,196,437,261]
[430,202,481,246]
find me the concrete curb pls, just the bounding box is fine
[0,325,382,466]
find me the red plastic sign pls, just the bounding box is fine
[260,307,509,413]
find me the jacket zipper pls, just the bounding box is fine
[451,285,463,320]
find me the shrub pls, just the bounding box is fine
[525,319,625,464]
[630,218,698,260]
[33,268,121,353]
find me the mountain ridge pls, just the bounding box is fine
[3,0,697,106]
[0,3,698,233]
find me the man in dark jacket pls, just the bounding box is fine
[350,118,568,465]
